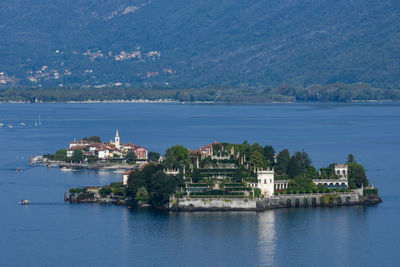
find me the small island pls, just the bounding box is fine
[57,138,381,211]
[37,130,159,170]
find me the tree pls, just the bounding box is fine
[289,175,316,193]
[164,145,190,169]
[135,187,149,202]
[148,170,184,207]
[83,136,101,143]
[148,151,161,162]
[192,168,202,183]
[347,154,356,163]
[250,143,263,155]
[70,149,83,163]
[127,164,184,207]
[287,151,313,178]
[276,149,290,174]
[54,149,67,161]
[126,151,137,162]
[348,162,369,189]
[263,145,275,166]
[99,186,112,196]
[251,150,264,170]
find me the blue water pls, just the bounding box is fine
[0,102,399,266]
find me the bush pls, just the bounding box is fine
[254,188,261,198]
[69,188,83,194]
[99,186,112,196]
[364,188,378,196]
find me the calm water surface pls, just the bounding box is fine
[0,102,399,266]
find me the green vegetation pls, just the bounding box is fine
[192,168,202,183]
[69,188,83,194]
[127,164,184,207]
[148,152,161,163]
[70,150,83,163]
[135,187,150,202]
[126,151,137,163]
[163,145,190,169]
[1,85,399,103]
[348,162,368,189]
[276,149,290,175]
[364,188,378,196]
[83,136,101,143]
[54,149,67,161]
[1,1,400,96]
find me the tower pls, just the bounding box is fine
[257,168,275,198]
[115,129,120,149]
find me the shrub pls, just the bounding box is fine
[69,188,83,194]
[99,186,112,196]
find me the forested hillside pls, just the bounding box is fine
[0,0,399,98]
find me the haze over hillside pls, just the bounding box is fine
[0,0,399,90]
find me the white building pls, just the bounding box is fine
[122,171,132,186]
[335,164,348,178]
[256,168,275,198]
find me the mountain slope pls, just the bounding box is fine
[0,0,399,88]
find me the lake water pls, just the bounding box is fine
[0,102,399,266]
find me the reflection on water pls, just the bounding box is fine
[257,211,276,266]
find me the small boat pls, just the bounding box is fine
[8,124,13,128]
[20,122,26,126]
[16,168,21,172]
[61,167,73,171]
[18,200,30,205]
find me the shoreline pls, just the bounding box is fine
[0,99,394,104]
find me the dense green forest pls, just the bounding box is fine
[0,0,399,92]
[1,83,399,102]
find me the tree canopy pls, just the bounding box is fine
[148,151,161,162]
[83,136,101,143]
[70,150,83,163]
[164,145,190,169]
[127,164,184,207]
[276,149,290,174]
[251,150,265,170]
[287,151,313,178]
[348,162,369,189]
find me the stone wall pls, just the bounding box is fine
[169,190,381,211]
[170,197,258,211]
[257,192,362,209]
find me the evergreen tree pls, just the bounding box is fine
[348,162,369,189]
[287,151,312,178]
[251,150,264,169]
[70,150,83,163]
[347,154,356,163]
[276,149,290,174]
[263,145,275,166]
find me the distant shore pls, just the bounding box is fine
[0,99,394,104]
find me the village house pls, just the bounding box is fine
[65,130,148,161]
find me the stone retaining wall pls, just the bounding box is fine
[170,190,381,211]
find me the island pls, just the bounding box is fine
[53,137,380,210]
[36,130,158,170]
